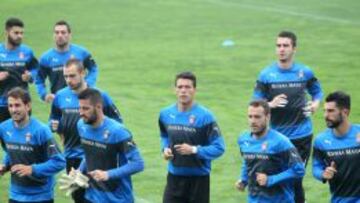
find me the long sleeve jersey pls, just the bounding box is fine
[159,103,225,176]
[312,124,360,203]
[35,44,98,100]
[0,44,38,107]
[77,117,144,203]
[238,129,305,203]
[253,62,323,139]
[0,117,65,202]
[50,87,122,158]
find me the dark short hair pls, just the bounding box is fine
[5,17,24,30]
[175,71,197,88]
[78,88,103,106]
[54,20,71,33]
[65,58,84,72]
[325,91,351,110]
[278,31,297,47]
[7,87,31,104]
[249,100,270,115]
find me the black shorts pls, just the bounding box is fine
[163,173,210,203]
[0,106,10,123]
[291,135,313,167]
[66,157,83,173]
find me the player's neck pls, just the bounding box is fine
[333,120,351,136]
[252,127,268,139]
[92,113,105,128]
[74,82,88,94]
[278,59,293,69]
[5,41,19,50]
[14,115,30,128]
[56,44,70,52]
[177,101,194,112]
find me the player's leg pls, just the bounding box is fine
[291,135,312,203]
[189,175,210,203]
[163,173,189,203]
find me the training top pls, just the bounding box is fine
[0,44,38,107]
[0,117,65,202]
[238,129,305,203]
[253,62,323,139]
[312,124,360,203]
[35,44,98,100]
[159,103,225,176]
[50,86,122,158]
[77,117,144,203]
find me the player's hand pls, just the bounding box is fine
[21,70,32,82]
[256,172,268,186]
[45,93,55,103]
[163,147,174,160]
[88,170,109,182]
[0,71,9,81]
[235,180,246,191]
[303,100,320,117]
[51,120,59,131]
[174,143,194,155]
[269,94,288,108]
[323,161,337,180]
[0,164,8,176]
[11,164,32,177]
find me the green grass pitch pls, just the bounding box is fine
[1,0,359,202]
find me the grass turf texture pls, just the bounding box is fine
[1,0,359,202]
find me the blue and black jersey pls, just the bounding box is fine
[50,87,122,158]
[312,124,360,203]
[0,117,65,202]
[0,44,38,107]
[35,44,98,100]
[77,117,144,203]
[238,129,305,203]
[159,103,225,176]
[253,62,323,139]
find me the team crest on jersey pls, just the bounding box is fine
[103,130,110,139]
[189,115,196,125]
[356,133,360,143]
[19,52,25,59]
[298,70,304,79]
[25,133,31,143]
[261,141,268,151]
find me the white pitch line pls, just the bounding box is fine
[206,0,360,26]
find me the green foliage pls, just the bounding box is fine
[1,0,359,202]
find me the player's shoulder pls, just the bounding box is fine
[0,43,5,51]
[40,48,56,58]
[238,131,252,144]
[39,48,56,64]
[29,118,52,139]
[160,103,177,115]
[70,44,90,54]
[257,62,278,80]
[293,62,315,76]
[105,117,131,140]
[193,103,213,115]
[352,124,360,131]
[314,128,332,147]
[0,119,12,129]
[19,44,34,53]
[193,104,217,122]
[55,86,71,97]
[268,129,293,150]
